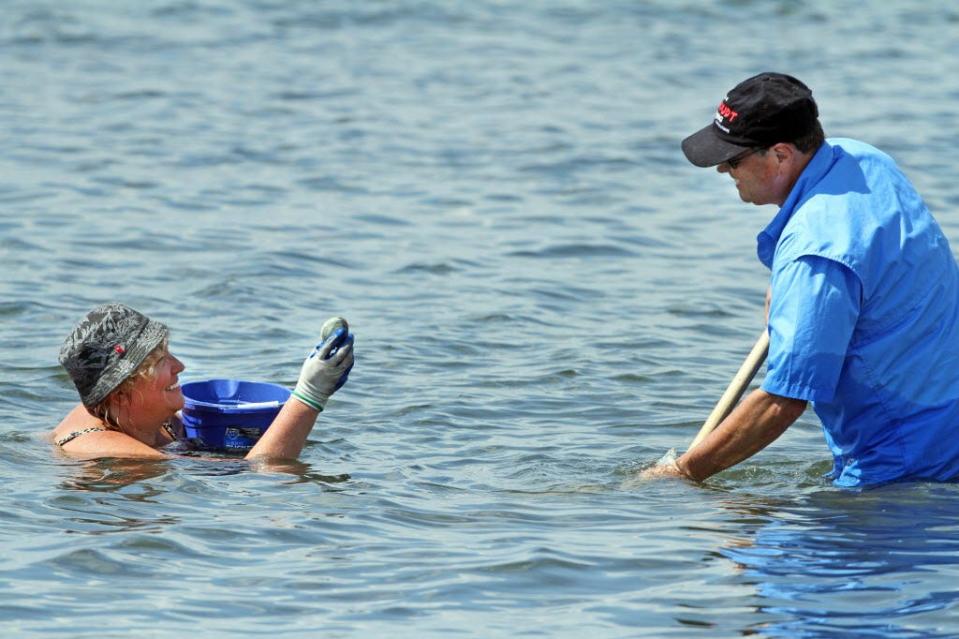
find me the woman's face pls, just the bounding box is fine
[131,347,185,418]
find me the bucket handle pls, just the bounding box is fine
[186,399,281,413]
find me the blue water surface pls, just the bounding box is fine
[2,1,959,637]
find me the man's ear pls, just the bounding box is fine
[771,142,794,164]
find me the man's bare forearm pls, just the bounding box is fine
[677,389,807,481]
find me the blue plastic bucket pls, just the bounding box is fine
[180,379,290,452]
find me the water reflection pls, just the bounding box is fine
[246,457,351,485]
[59,455,350,492]
[60,458,171,492]
[719,485,959,638]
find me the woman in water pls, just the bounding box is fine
[51,303,353,460]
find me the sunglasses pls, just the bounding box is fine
[725,148,762,169]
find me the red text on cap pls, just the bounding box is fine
[717,101,739,122]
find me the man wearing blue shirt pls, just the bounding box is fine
[658,72,959,487]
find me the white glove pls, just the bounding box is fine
[291,329,354,411]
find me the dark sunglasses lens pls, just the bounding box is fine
[727,150,750,168]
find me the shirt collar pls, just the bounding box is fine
[756,142,838,268]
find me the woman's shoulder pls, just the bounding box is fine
[52,405,167,460]
[51,405,102,440]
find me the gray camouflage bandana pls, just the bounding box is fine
[59,303,169,408]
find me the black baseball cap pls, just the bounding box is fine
[681,72,819,167]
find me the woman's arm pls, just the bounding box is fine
[245,330,354,461]
[245,397,322,460]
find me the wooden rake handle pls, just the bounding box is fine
[688,330,770,451]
